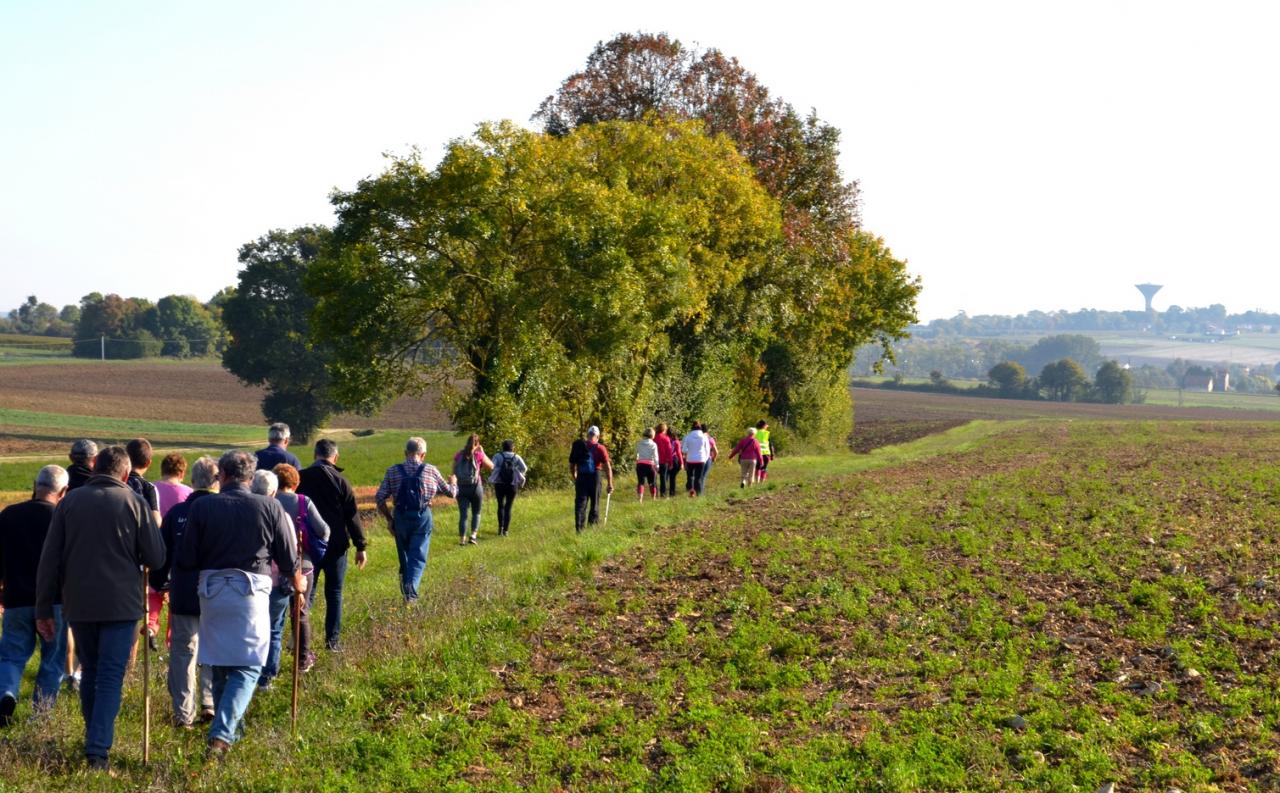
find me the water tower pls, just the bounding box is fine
[1135,283,1163,312]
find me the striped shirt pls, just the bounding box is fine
[375,461,457,505]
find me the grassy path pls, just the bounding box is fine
[0,422,1001,791]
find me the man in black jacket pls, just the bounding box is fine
[149,455,218,728]
[0,465,69,727]
[66,439,97,491]
[35,446,165,772]
[296,439,366,651]
[176,451,302,758]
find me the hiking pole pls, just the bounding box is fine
[290,590,302,739]
[141,567,150,766]
[603,487,612,526]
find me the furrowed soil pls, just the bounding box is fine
[0,361,448,454]
[850,386,1280,452]
[446,421,1280,790]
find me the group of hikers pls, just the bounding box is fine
[0,419,776,771]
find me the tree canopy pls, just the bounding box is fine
[221,226,336,441]
[309,119,782,465]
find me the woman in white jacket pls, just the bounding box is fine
[635,428,659,500]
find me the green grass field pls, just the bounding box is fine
[2,418,1279,790]
[0,427,463,494]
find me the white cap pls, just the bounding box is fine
[587,425,600,437]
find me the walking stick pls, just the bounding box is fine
[290,590,302,739]
[291,515,306,739]
[141,567,150,765]
[603,488,612,526]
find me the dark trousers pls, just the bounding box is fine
[685,462,706,495]
[574,473,600,530]
[493,483,517,534]
[658,464,678,497]
[308,551,348,648]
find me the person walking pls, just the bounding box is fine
[702,425,719,492]
[727,427,763,488]
[296,439,366,653]
[452,435,493,545]
[488,440,527,536]
[635,428,659,500]
[375,437,456,603]
[680,422,711,497]
[149,453,192,648]
[66,440,97,491]
[0,465,69,727]
[176,451,303,760]
[126,439,165,654]
[149,456,218,728]
[569,426,613,533]
[755,420,774,482]
[35,446,165,772]
[254,423,301,471]
[653,423,675,498]
[263,464,328,679]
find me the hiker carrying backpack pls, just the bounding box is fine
[453,435,494,545]
[488,440,528,536]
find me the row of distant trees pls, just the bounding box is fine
[915,305,1280,337]
[984,359,1134,403]
[871,358,1137,404]
[1,292,230,358]
[856,333,1278,394]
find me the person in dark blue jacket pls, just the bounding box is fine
[254,423,301,471]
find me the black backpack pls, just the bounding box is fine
[497,453,517,486]
[393,463,428,514]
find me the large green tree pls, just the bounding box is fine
[222,227,336,441]
[535,33,919,440]
[1093,360,1134,404]
[308,119,781,468]
[1039,358,1090,402]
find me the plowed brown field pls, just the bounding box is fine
[850,386,1280,452]
[0,361,449,428]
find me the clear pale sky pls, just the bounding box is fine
[2,1,1277,323]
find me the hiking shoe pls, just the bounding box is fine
[66,675,81,693]
[301,653,317,673]
[206,738,231,762]
[199,707,215,723]
[468,536,478,545]
[326,640,342,653]
[147,632,160,653]
[172,718,194,730]
[0,694,16,728]
[86,755,110,773]
[257,676,273,690]
[459,538,467,546]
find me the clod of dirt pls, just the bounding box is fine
[1000,715,1028,731]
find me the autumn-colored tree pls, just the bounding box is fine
[536,33,918,443]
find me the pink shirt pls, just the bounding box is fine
[154,480,193,519]
[731,436,762,463]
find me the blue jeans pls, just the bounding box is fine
[0,605,66,707]
[309,552,348,648]
[394,509,433,601]
[209,664,263,744]
[457,486,482,537]
[70,620,137,759]
[261,587,291,681]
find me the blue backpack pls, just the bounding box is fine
[571,440,596,475]
[394,463,428,514]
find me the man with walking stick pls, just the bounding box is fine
[569,426,613,534]
[35,446,165,773]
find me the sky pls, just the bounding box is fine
[2,0,1277,324]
